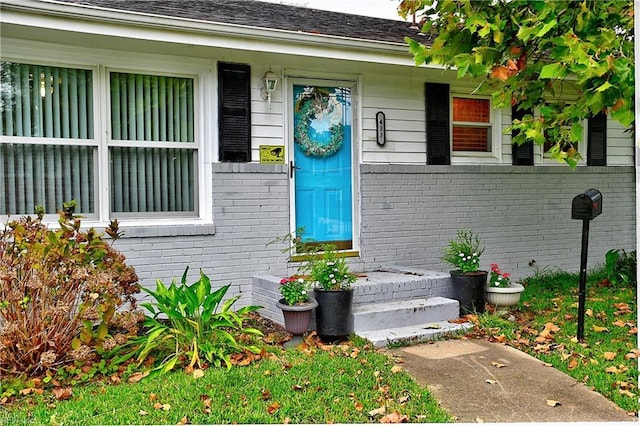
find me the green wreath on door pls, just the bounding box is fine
[294,87,344,158]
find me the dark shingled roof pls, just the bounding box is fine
[55,0,429,45]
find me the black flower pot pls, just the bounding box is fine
[450,270,488,315]
[313,288,353,342]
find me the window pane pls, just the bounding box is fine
[452,98,490,123]
[1,62,93,139]
[110,73,194,142]
[1,143,95,215]
[109,147,195,213]
[452,126,489,151]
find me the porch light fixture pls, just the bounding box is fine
[260,69,278,111]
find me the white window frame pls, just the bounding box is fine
[105,67,200,220]
[450,92,502,164]
[0,40,214,229]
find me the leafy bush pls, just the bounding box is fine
[441,230,485,273]
[604,249,636,287]
[299,244,357,290]
[135,268,263,376]
[0,203,141,376]
[279,275,311,305]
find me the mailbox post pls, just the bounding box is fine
[571,189,602,342]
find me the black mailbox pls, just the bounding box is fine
[572,189,602,220]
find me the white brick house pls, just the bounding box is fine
[1,0,635,306]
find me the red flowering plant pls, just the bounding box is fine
[489,263,512,288]
[279,275,311,306]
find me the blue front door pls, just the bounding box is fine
[292,84,353,248]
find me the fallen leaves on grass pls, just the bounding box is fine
[380,411,409,423]
[605,365,629,374]
[614,303,632,315]
[128,372,149,383]
[52,387,72,401]
[369,406,386,417]
[267,402,280,414]
[200,395,212,414]
[535,323,560,343]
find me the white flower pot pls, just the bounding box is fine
[485,283,525,307]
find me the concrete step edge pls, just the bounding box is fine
[352,296,456,315]
[356,321,472,348]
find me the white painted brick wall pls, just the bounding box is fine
[110,163,635,308]
[360,165,636,282]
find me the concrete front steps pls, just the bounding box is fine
[352,297,470,348]
[253,266,472,347]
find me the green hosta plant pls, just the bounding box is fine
[441,230,485,273]
[135,268,263,376]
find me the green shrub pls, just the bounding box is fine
[135,268,263,376]
[300,244,357,290]
[605,249,636,287]
[0,203,141,376]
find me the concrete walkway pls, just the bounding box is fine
[388,339,636,423]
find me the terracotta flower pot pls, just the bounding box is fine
[276,298,318,335]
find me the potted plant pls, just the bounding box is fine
[441,230,487,315]
[485,263,525,307]
[302,244,357,341]
[275,275,318,335]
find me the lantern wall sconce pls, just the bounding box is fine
[260,69,279,111]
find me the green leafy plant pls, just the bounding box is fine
[489,263,512,288]
[135,268,263,376]
[400,0,634,168]
[0,202,141,376]
[279,275,311,305]
[268,230,357,291]
[604,249,636,287]
[441,230,485,273]
[301,244,357,291]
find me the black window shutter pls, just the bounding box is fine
[587,112,607,166]
[218,62,251,162]
[511,105,534,165]
[425,83,450,165]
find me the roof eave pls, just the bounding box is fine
[1,0,421,63]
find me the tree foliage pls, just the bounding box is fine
[399,0,634,166]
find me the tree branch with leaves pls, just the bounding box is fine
[399,0,634,167]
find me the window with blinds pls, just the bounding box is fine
[0,62,96,215]
[109,72,196,215]
[1,61,199,219]
[452,97,492,152]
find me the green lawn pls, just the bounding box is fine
[2,266,636,423]
[1,335,452,425]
